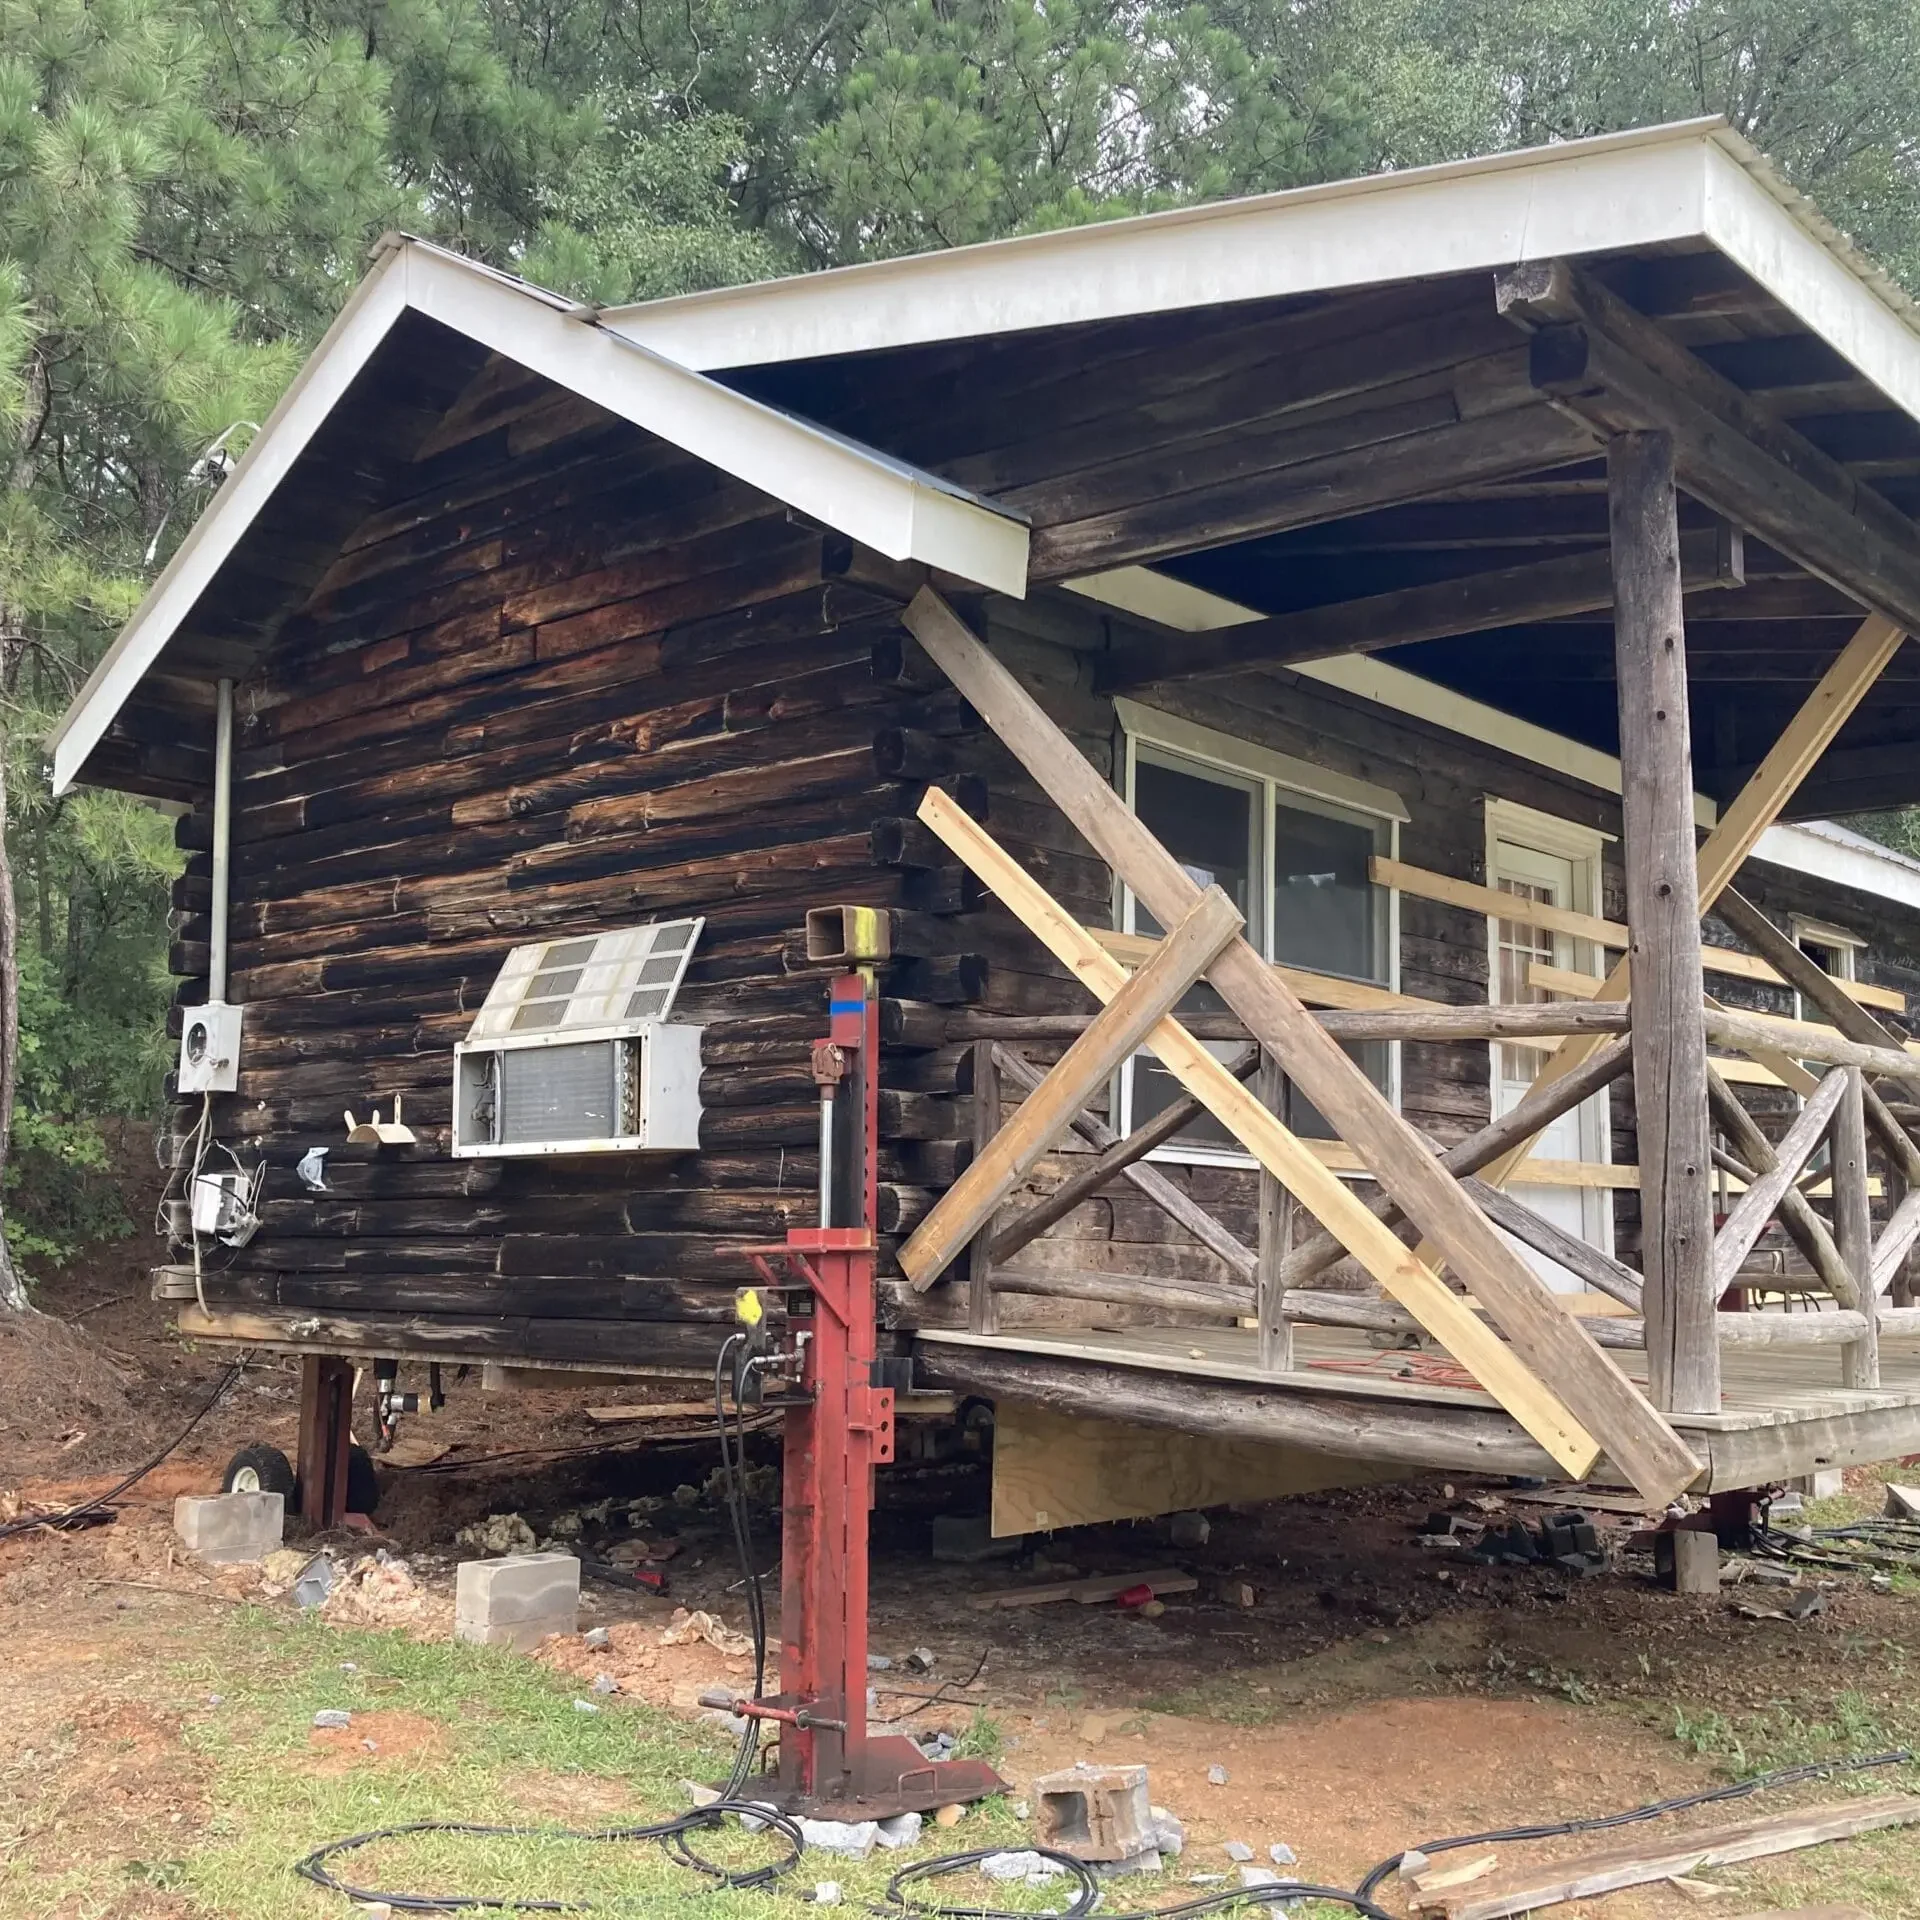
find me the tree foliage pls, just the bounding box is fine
[7,0,1920,1293]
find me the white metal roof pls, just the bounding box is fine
[602,118,1920,433]
[48,238,1030,795]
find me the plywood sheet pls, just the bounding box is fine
[990,1396,1407,1535]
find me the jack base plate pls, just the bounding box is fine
[732,1737,1006,1822]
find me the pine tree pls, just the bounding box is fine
[0,0,399,1304]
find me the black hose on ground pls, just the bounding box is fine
[1353,1746,1914,1902]
[0,1360,244,1544]
[287,1362,1917,1913]
[293,1802,808,1912]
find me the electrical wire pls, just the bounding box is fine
[156,1090,263,1314]
[881,1846,1399,1920]
[714,1330,771,1797]
[1354,1747,1915,1901]
[870,1648,994,1715]
[0,1360,245,1543]
[293,1802,806,1913]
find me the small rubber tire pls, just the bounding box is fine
[346,1443,381,1518]
[223,1443,297,1505]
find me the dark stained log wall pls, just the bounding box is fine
[158,354,1920,1372]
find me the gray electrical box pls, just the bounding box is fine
[178,1001,244,1094]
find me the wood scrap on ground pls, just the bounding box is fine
[585,1400,733,1423]
[968,1567,1198,1610]
[1403,1851,1499,1895]
[1729,1907,1873,1920]
[1411,1797,1920,1920]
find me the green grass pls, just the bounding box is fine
[0,1606,1060,1919]
[1662,1687,1920,1783]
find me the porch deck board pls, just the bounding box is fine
[913,1320,1920,1434]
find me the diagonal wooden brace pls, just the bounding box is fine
[986,1042,1259,1276]
[1710,1066,1848,1292]
[1705,1068,1860,1310]
[912,786,1606,1483]
[901,885,1245,1288]
[906,589,1702,1503]
[1477,612,1905,1191]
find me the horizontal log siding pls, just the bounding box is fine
[164,385,1023,1369]
[162,376,1920,1367]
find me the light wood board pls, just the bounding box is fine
[990,1397,1405,1534]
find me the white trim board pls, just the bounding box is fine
[1066,568,1920,913]
[48,240,1028,796]
[601,119,1920,433]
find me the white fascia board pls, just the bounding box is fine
[602,121,1721,371]
[51,245,1027,795]
[397,250,1027,597]
[1061,569,1721,831]
[1701,134,1920,426]
[50,254,414,794]
[1752,822,1920,914]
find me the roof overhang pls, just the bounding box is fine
[602,119,1920,429]
[49,240,1029,795]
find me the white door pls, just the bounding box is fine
[1490,842,1612,1293]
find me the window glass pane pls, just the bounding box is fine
[1272,797,1378,980]
[1271,796,1388,1137]
[1129,756,1254,1150]
[1132,758,1255,931]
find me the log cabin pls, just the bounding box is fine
[50,115,1920,1524]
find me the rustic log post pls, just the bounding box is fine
[1836,1065,1879,1389]
[296,1354,355,1529]
[967,1038,1000,1335]
[1608,430,1717,1414]
[1254,1049,1295,1372]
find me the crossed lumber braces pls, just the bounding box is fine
[1472,610,1907,1196]
[896,588,1703,1507]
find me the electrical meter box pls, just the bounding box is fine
[178,1001,244,1094]
[452,919,705,1158]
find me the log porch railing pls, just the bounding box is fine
[955,998,1913,1378]
[884,575,1916,1504]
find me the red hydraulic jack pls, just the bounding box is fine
[729,964,1004,1819]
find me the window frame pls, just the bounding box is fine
[1111,700,1405,1168]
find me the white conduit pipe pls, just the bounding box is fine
[209,678,234,1004]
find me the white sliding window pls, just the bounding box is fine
[1114,701,1403,1160]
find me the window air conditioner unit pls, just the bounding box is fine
[452,918,705,1158]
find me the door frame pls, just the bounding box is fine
[1483,798,1615,1259]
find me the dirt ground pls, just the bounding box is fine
[7,1238,1920,1918]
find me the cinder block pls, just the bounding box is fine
[455,1552,580,1650]
[174,1491,284,1565]
[1793,1468,1846,1500]
[1657,1528,1720,1596]
[1033,1763,1152,1862]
